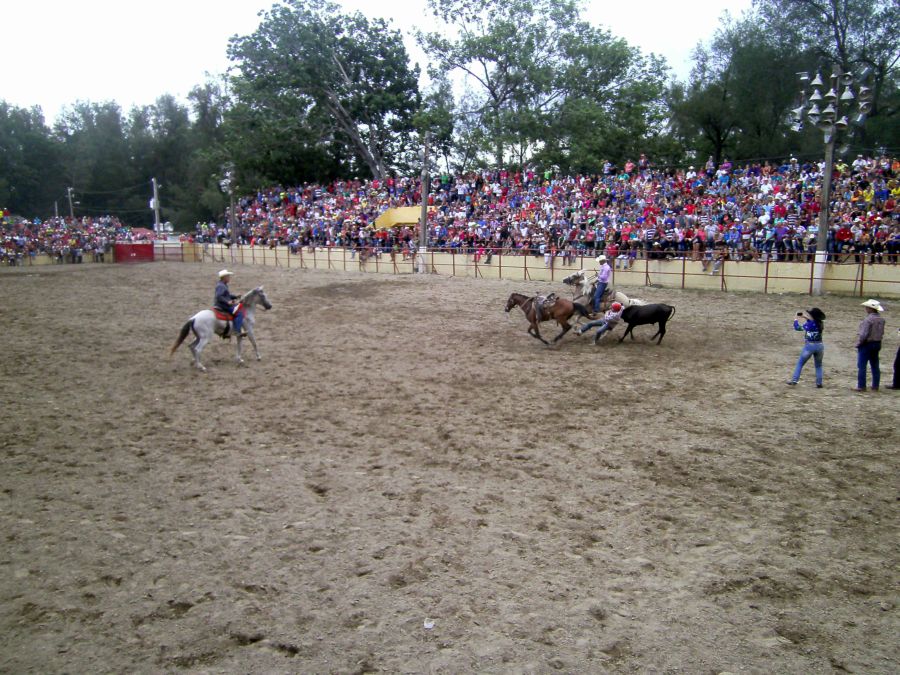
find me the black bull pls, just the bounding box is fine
[619,303,676,344]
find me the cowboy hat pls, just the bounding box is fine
[806,307,826,322]
[596,255,607,262]
[218,269,235,278]
[861,299,884,312]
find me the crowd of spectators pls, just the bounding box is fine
[185,153,900,267]
[5,153,899,267]
[0,213,160,265]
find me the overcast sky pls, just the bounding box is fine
[2,0,753,123]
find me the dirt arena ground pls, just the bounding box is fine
[1,261,898,674]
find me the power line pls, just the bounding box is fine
[70,181,153,196]
[72,205,154,214]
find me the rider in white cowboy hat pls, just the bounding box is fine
[214,269,243,337]
[593,255,612,314]
[854,299,886,391]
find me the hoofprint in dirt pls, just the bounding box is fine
[0,262,897,673]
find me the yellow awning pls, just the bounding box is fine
[373,206,434,229]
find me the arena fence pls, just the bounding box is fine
[151,242,900,299]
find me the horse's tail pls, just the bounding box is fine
[668,305,676,321]
[170,319,194,356]
[573,302,591,318]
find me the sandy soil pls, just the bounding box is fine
[1,261,898,674]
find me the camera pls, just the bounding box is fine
[796,312,803,316]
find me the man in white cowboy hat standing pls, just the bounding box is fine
[593,254,612,314]
[854,299,886,391]
[214,269,243,338]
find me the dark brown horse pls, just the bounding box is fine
[505,292,591,345]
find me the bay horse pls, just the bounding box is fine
[505,292,591,345]
[170,286,272,371]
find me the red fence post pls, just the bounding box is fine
[808,257,815,295]
[859,260,865,297]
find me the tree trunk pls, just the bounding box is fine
[322,90,386,179]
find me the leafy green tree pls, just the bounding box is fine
[668,15,805,165]
[228,0,421,179]
[0,102,63,217]
[754,0,899,150]
[55,101,138,220]
[418,0,667,171]
[418,0,578,167]
[549,26,670,171]
[414,74,457,174]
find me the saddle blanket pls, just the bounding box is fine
[212,304,243,322]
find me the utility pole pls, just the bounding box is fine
[230,190,236,247]
[795,64,871,295]
[418,132,430,274]
[219,165,236,263]
[67,187,75,220]
[814,131,836,295]
[151,178,162,234]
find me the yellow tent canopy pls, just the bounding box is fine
[373,206,434,230]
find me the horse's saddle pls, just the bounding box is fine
[213,304,245,338]
[534,293,558,321]
[212,304,243,322]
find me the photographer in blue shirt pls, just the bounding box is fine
[787,307,826,388]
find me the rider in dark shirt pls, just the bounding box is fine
[214,269,243,334]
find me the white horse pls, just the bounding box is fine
[170,286,272,371]
[561,270,646,312]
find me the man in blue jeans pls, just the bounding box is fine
[593,255,612,313]
[214,269,244,337]
[854,299,885,391]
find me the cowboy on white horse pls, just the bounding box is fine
[214,269,244,337]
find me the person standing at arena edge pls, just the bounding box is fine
[787,307,826,388]
[854,299,885,391]
[214,269,243,337]
[593,255,612,313]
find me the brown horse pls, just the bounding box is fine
[505,292,591,345]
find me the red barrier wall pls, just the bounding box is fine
[114,243,155,263]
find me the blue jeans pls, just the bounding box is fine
[219,304,243,332]
[580,319,612,341]
[593,281,608,312]
[857,342,881,389]
[791,342,824,386]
